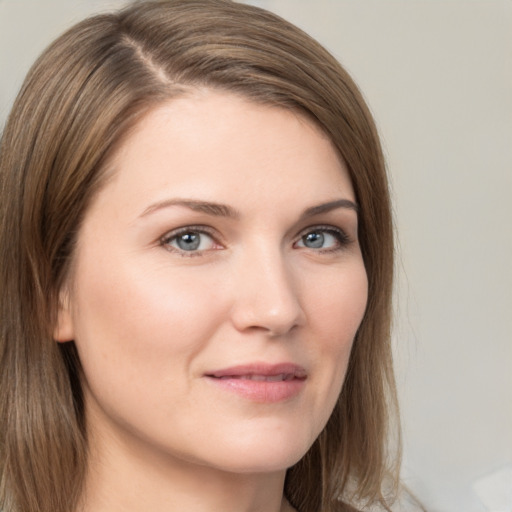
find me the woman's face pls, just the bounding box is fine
[57,90,368,474]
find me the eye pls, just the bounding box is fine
[161,227,220,255]
[295,227,350,251]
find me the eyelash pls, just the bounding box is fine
[295,225,352,253]
[160,225,219,257]
[159,224,352,257]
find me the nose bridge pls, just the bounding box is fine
[230,239,304,335]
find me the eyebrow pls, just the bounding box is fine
[139,197,358,220]
[301,199,359,218]
[140,199,240,219]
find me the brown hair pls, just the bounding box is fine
[0,1,399,511]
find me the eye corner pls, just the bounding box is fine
[294,225,352,253]
[159,225,224,257]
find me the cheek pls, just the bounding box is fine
[69,253,227,396]
[308,260,368,343]
[76,250,219,332]
[306,261,368,392]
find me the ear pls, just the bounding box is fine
[53,289,75,342]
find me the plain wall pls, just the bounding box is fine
[1,1,511,511]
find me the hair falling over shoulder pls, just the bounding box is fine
[0,1,399,511]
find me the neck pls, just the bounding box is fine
[77,415,293,512]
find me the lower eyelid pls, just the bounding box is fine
[159,226,352,255]
[159,226,222,253]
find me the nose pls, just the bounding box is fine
[229,245,305,336]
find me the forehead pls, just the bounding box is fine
[98,89,354,217]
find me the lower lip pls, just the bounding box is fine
[205,376,305,403]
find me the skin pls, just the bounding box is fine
[56,90,368,512]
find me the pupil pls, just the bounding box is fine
[178,232,200,251]
[305,232,324,248]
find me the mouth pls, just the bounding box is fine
[214,373,299,382]
[204,363,307,403]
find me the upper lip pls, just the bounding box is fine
[206,363,307,380]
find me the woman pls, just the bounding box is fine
[0,1,399,511]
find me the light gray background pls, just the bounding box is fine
[1,1,511,511]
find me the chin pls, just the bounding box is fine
[195,428,316,475]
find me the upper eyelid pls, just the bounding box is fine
[159,226,222,257]
[295,224,351,239]
[160,223,347,237]
[159,225,222,252]
[294,224,354,250]
[158,223,353,251]
[298,224,344,233]
[160,225,218,241]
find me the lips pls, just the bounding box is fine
[215,374,296,382]
[205,363,307,402]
